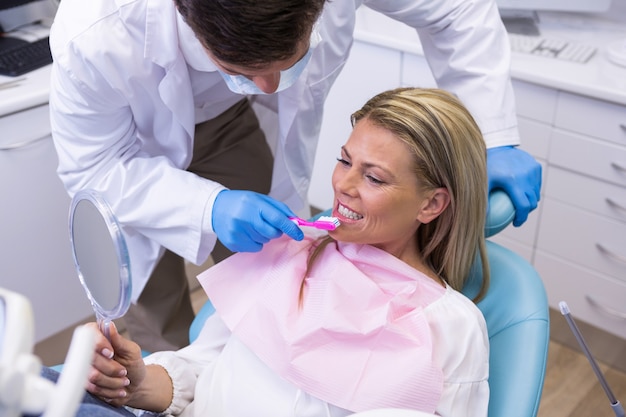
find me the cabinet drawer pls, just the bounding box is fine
[517,116,550,160]
[535,251,626,340]
[0,104,51,149]
[549,129,626,188]
[555,92,626,146]
[537,198,626,283]
[545,166,626,224]
[512,79,557,124]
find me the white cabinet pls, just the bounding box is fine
[0,104,93,342]
[488,79,626,339]
[401,53,437,88]
[535,91,626,339]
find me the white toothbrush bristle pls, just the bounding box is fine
[319,216,340,225]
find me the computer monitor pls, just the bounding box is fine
[0,0,57,32]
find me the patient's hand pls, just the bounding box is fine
[84,321,146,407]
[84,322,173,412]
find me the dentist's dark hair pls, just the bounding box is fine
[173,0,326,68]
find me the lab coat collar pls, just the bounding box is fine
[144,0,195,140]
[145,0,218,71]
[175,10,219,72]
[145,0,179,67]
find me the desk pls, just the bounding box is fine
[0,64,92,343]
[308,4,626,368]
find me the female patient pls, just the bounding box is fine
[57,87,491,417]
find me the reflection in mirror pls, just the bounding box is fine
[69,190,131,340]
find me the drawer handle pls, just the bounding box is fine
[0,134,49,151]
[586,295,626,320]
[611,162,626,174]
[606,198,626,215]
[596,243,626,265]
[621,123,626,133]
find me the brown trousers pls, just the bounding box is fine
[124,99,274,352]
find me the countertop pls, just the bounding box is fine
[353,6,626,106]
[0,64,51,117]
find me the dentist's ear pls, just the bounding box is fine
[416,187,450,224]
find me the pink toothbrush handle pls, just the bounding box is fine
[289,216,339,230]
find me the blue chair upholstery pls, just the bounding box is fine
[463,242,549,417]
[190,191,550,417]
[467,191,549,417]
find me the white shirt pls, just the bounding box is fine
[144,285,489,417]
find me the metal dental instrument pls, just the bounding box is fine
[559,301,625,417]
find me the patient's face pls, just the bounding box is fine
[329,118,429,261]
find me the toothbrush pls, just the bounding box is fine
[289,216,341,231]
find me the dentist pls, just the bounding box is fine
[49,0,541,352]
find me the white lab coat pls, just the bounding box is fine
[49,0,517,300]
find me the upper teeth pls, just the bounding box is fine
[338,204,363,220]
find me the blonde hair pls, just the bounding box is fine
[306,87,490,301]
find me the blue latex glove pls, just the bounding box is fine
[212,190,304,252]
[487,146,542,227]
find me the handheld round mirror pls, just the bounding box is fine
[69,189,131,340]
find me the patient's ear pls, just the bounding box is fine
[417,188,450,224]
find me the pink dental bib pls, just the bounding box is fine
[198,235,445,413]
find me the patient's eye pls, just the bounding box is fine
[366,174,384,185]
[336,157,350,166]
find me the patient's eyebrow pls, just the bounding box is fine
[341,146,396,179]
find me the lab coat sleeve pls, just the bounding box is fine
[364,0,519,149]
[48,38,224,299]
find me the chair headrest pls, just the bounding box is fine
[485,190,515,238]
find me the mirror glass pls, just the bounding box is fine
[69,189,131,339]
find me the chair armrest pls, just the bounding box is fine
[464,242,550,417]
[189,299,215,343]
[485,190,515,238]
[488,319,550,417]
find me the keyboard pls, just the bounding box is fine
[508,34,597,63]
[0,36,52,77]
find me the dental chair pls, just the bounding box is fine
[462,192,550,417]
[189,191,550,417]
[0,288,95,417]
